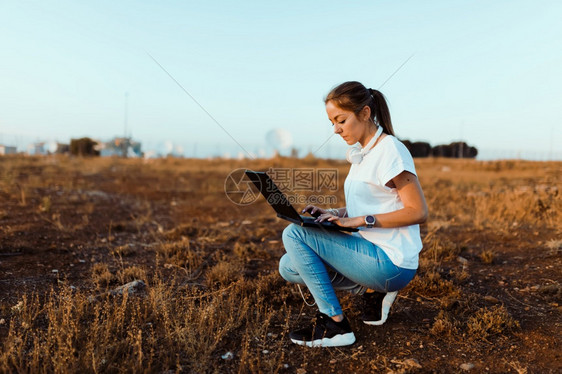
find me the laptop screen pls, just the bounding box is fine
[245,171,302,221]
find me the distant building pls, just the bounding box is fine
[27,142,46,155]
[99,137,142,157]
[54,143,70,154]
[0,145,17,155]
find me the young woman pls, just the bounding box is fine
[280,81,428,347]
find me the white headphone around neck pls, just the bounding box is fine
[346,125,384,164]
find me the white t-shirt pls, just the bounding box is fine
[344,135,422,269]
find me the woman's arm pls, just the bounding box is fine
[372,170,428,227]
[323,171,427,228]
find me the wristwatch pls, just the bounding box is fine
[365,215,376,229]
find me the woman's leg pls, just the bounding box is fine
[281,224,416,317]
[279,253,366,294]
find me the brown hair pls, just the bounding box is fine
[324,81,395,136]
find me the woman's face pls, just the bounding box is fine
[325,100,371,146]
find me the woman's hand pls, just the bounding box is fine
[301,205,328,218]
[325,215,362,228]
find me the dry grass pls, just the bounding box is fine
[0,156,560,372]
[480,249,495,264]
[467,305,520,340]
[91,263,115,289]
[0,272,296,373]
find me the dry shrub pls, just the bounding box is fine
[480,250,495,264]
[422,232,460,262]
[91,263,115,288]
[431,310,458,336]
[470,187,560,230]
[111,243,136,257]
[467,305,520,340]
[253,226,278,241]
[156,239,204,275]
[206,260,244,288]
[450,268,470,282]
[163,223,199,240]
[233,241,270,261]
[118,266,147,284]
[408,269,459,298]
[0,273,293,373]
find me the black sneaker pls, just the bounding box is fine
[289,313,356,347]
[361,290,398,325]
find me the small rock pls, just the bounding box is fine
[483,295,499,304]
[78,259,86,263]
[0,318,5,325]
[221,351,234,360]
[460,362,475,371]
[51,269,59,273]
[110,280,147,296]
[283,364,289,369]
[457,256,468,265]
[262,350,269,354]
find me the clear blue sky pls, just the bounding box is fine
[1,0,561,159]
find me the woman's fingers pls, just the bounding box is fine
[301,205,314,213]
[302,205,324,217]
[316,212,337,223]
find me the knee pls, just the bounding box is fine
[278,253,291,280]
[282,223,302,243]
[279,253,298,282]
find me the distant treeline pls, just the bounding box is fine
[401,140,478,158]
[67,137,478,159]
[70,138,99,156]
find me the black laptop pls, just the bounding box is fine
[245,170,358,232]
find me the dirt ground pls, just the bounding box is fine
[0,156,560,373]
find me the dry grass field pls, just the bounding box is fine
[0,155,560,373]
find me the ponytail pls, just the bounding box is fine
[368,88,395,136]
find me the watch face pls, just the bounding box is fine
[366,215,375,224]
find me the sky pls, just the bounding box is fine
[1,0,561,160]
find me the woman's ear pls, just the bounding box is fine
[360,105,371,122]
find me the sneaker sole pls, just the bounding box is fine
[290,332,356,347]
[362,291,398,326]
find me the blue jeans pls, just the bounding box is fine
[280,223,416,317]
